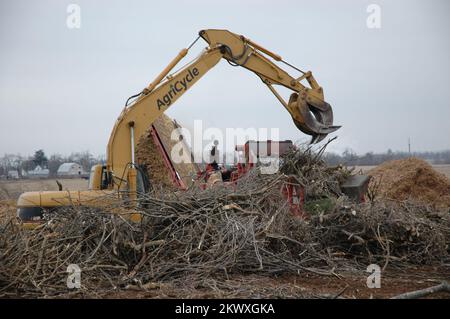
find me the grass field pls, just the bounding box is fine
[0,178,89,200]
[353,164,450,178]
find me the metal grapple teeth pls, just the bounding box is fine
[289,93,341,144]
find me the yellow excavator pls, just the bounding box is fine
[17,29,340,223]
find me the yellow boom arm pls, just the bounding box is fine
[16,29,340,222]
[106,29,340,192]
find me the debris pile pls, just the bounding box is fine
[1,147,448,297]
[0,200,15,221]
[0,187,9,201]
[280,145,351,199]
[368,158,450,207]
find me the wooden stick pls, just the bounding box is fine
[391,281,450,299]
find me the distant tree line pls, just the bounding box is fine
[324,149,450,166]
[0,150,105,177]
[1,148,449,178]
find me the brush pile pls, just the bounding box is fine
[0,147,449,297]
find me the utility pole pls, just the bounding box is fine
[408,137,411,155]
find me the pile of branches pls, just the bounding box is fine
[280,142,352,198]
[310,200,450,266]
[0,145,449,297]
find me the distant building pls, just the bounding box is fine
[7,170,19,179]
[57,163,84,177]
[28,165,49,179]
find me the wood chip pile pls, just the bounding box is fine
[368,158,450,208]
[136,114,199,190]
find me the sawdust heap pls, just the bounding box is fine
[369,157,450,207]
[136,114,198,189]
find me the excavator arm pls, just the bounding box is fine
[106,29,340,191]
[199,29,339,141]
[16,29,340,223]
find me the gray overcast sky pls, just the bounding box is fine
[0,0,449,157]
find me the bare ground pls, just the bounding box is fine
[43,267,450,299]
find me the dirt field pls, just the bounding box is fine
[0,178,89,200]
[100,267,450,299]
[354,164,450,178]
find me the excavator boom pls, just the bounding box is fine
[107,29,340,189]
[199,30,340,142]
[17,29,340,221]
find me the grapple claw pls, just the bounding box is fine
[289,93,340,143]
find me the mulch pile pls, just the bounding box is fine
[368,158,450,208]
[136,114,199,190]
